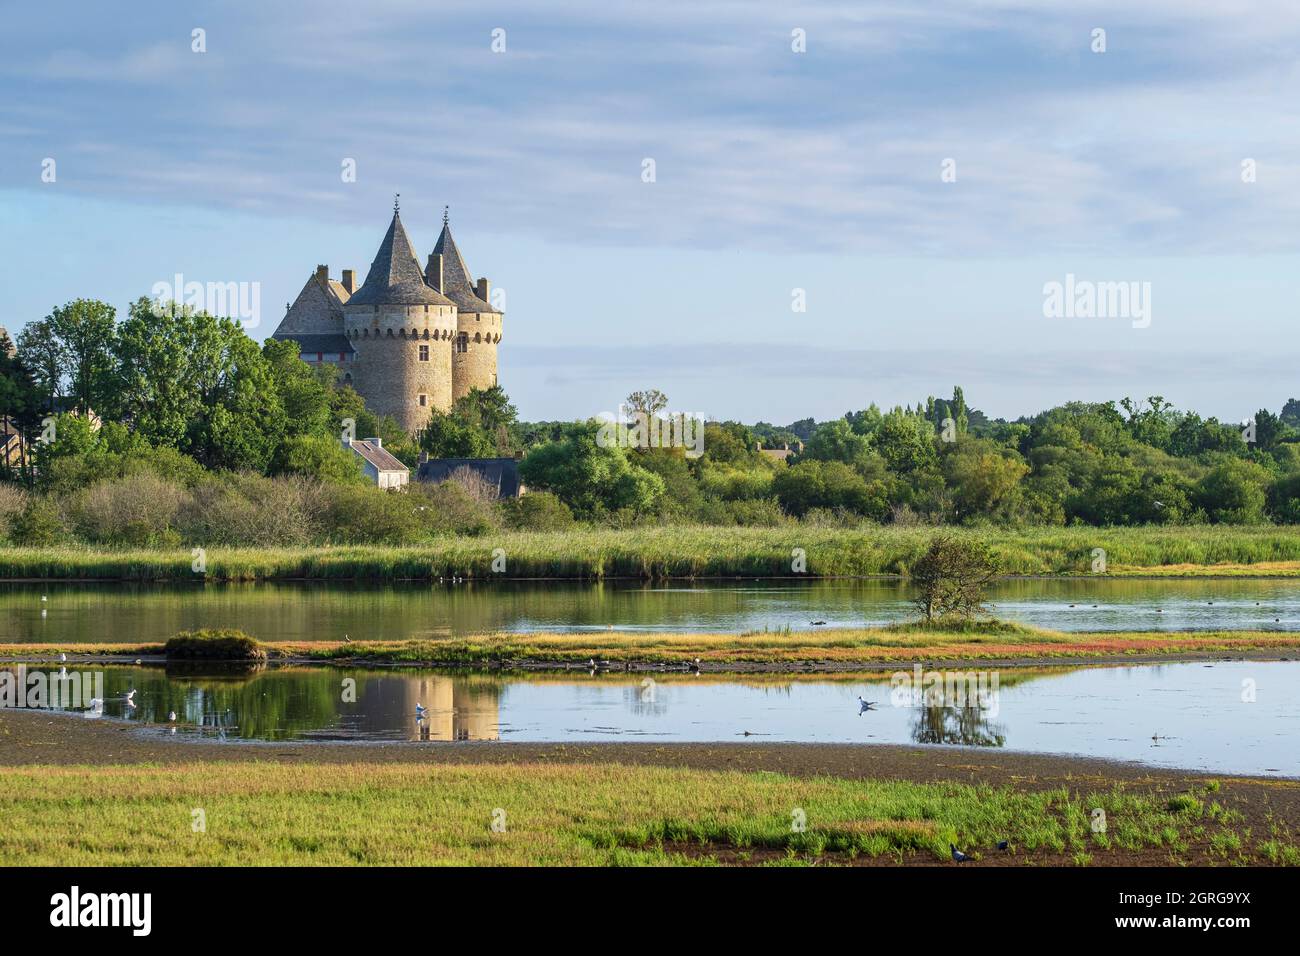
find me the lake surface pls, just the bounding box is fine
[3,578,1300,643]
[6,660,1296,776]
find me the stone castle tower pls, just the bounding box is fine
[271,202,502,433]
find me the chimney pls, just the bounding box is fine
[341,269,356,294]
[755,441,762,452]
[419,451,429,464]
[475,277,491,304]
[369,437,382,448]
[315,264,328,283]
[425,254,444,292]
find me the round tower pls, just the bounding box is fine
[344,204,457,432]
[425,208,502,401]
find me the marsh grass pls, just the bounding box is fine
[164,629,265,661]
[0,764,1283,867]
[3,525,1300,581]
[4,624,1298,667]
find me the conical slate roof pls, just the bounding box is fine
[348,211,452,307]
[428,219,498,313]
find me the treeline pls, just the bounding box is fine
[0,298,575,546]
[2,297,1300,549]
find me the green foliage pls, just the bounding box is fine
[910,535,1000,623]
[271,433,365,483]
[519,424,664,519]
[772,460,888,519]
[1196,459,1271,524]
[10,496,68,545]
[501,490,575,531]
[164,629,266,661]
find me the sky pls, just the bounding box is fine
[2,0,1299,425]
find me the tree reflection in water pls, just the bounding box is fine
[910,701,1006,747]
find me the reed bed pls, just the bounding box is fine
[2,525,1300,581]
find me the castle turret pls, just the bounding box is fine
[427,208,502,401]
[344,203,457,431]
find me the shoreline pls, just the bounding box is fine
[2,645,1299,673]
[5,570,1300,583]
[4,625,1299,672]
[3,706,1292,784]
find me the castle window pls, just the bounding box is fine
[456,333,468,353]
[418,344,429,361]
[418,393,428,407]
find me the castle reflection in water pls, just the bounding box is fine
[351,674,500,741]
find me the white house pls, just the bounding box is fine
[343,437,409,490]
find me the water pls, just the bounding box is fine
[7,660,1296,776]
[3,578,1300,643]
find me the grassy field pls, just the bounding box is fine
[4,525,1300,580]
[0,761,1284,866]
[6,623,1299,668]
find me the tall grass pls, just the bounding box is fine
[2,525,1300,581]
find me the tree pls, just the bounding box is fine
[910,536,1000,624]
[1195,458,1270,524]
[518,424,664,518]
[802,419,872,465]
[625,388,668,419]
[941,438,1029,521]
[418,408,496,459]
[771,459,888,519]
[46,299,117,414]
[16,319,65,410]
[875,409,938,473]
[263,338,334,438]
[271,433,365,483]
[0,330,41,480]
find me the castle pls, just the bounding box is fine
[271,202,502,433]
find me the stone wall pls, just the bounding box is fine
[451,309,502,400]
[344,302,457,431]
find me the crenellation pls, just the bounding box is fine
[273,203,502,433]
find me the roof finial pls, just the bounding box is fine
[394,192,400,215]
[443,204,449,227]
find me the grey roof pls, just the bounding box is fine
[273,332,355,356]
[348,212,453,308]
[348,439,408,473]
[416,457,522,498]
[428,222,499,314]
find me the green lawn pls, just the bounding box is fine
[0,762,1284,866]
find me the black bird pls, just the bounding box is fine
[996,840,1009,851]
[811,620,826,626]
[950,844,970,863]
